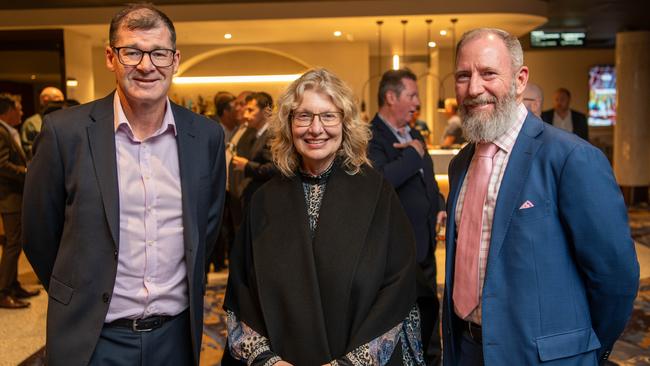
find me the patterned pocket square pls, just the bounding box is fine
[519,200,535,209]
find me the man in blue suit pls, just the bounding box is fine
[443,28,639,366]
[369,69,446,365]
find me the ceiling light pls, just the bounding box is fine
[428,41,437,48]
[333,31,342,37]
[224,33,232,39]
[173,74,303,84]
[440,30,447,36]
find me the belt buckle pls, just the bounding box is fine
[132,318,153,332]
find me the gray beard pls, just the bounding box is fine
[459,85,518,143]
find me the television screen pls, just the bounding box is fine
[588,65,616,126]
[531,30,586,47]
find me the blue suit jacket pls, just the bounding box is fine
[443,113,638,365]
[368,114,444,263]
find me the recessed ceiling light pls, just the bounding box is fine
[440,30,447,36]
[224,33,232,39]
[428,41,437,48]
[333,31,342,37]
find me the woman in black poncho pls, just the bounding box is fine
[223,68,425,366]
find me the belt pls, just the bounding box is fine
[107,313,178,332]
[464,320,482,343]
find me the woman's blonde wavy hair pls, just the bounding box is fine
[270,68,371,177]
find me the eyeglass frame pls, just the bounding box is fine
[111,46,177,67]
[291,110,344,127]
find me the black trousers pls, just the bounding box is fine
[0,212,22,293]
[417,249,441,366]
[89,310,194,366]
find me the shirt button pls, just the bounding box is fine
[102,293,110,303]
[147,240,154,246]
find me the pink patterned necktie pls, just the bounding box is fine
[453,142,499,319]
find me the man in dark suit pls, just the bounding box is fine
[443,28,638,366]
[22,4,225,365]
[0,94,39,309]
[231,92,276,209]
[541,87,589,141]
[368,69,446,365]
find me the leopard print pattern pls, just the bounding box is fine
[299,161,335,235]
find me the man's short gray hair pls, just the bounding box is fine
[456,28,524,72]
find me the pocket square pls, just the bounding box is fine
[519,200,535,209]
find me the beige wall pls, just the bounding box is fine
[93,41,369,112]
[524,48,615,114]
[64,30,94,103]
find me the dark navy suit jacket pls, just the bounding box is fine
[443,112,638,365]
[22,92,226,366]
[368,114,444,263]
[541,109,589,141]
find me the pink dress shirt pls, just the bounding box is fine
[454,103,528,324]
[105,94,187,322]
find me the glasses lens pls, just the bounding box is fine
[320,112,341,125]
[118,48,143,65]
[293,111,313,126]
[150,49,174,67]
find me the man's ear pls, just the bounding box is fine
[515,66,529,96]
[105,46,116,72]
[385,90,397,106]
[263,106,273,119]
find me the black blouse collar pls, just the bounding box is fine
[299,159,336,185]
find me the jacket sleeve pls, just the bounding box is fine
[557,143,639,361]
[21,118,66,289]
[244,144,276,181]
[368,136,423,189]
[0,129,26,183]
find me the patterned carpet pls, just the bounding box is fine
[200,278,650,366]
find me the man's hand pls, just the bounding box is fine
[231,156,249,171]
[274,361,294,366]
[393,139,425,157]
[436,210,447,226]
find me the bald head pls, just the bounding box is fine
[522,82,543,117]
[40,87,64,107]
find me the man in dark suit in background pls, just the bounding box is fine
[541,87,589,141]
[0,94,39,309]
[22,4,225,365]
[231,92,276,210]
[368,69,446,365]
[444,28,637,366]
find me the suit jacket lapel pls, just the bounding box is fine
[172,104,199,263]
[488,116,544,261]
[87,93,120,249]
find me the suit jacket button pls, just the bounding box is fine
[102,293,110,303]
[113,250,118,259]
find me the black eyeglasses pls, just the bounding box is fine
[112,47,176,67]
[292,111,343,127]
